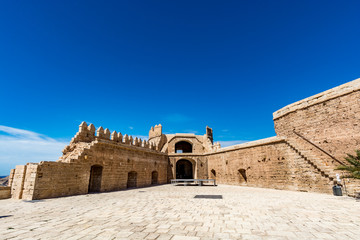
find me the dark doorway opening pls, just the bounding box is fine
[176,159,193,179]
[88,165,103,193]
[175,141,192,153]
[127,171,137,188]
[210,169,216,179]
[238,169,247,182]
[151,171,158,185]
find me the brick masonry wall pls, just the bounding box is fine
[32,162,88,200]
[344,179,360,197]
[274,81,360,162]
[273,79,360,195]
[13,141,168,200]
[207,139,333,194]
[0,187,11,199]
[11,165,27,199]
[22,164,39,200]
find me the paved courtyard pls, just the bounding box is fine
[0,184,359,240]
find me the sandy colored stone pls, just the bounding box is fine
[1,185,360,239]
[6,78,360,200]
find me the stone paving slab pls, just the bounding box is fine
[0,184,359,240]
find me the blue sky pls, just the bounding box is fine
[1,0,360,175]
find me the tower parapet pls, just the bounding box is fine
[149,124,162,139]
[206,126,213,144]
[64,122,158,154]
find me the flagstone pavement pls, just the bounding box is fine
[0,184,359,240]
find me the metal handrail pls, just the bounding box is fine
[292,130,345,166]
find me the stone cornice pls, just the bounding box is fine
[205,136,285,155]
[273,78,360,120]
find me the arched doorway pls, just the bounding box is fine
[175,141,192,153]
[176,159,193,179]
[88,165,103,193]
[127,171,137,188]
[151,171,158,185]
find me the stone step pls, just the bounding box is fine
[286,141,333,182]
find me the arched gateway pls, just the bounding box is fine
[176,159,193,179]
[175,141,192,153]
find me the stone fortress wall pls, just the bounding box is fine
[10,123,168,200]
[206,78,360,195]
[205,137,333,193]
[272,79,360,195]
[273,79,360,162]
[7,78,360,200]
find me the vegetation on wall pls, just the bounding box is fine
[336,150,360,179]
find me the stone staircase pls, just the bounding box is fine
[285,134,360,196]
[285,137,338,182]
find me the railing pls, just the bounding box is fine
[293,130,345,165]
[171,179,216,186]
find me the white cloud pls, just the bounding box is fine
[129,126,134,130]
[218,140,248,147]
[0,125,68,176]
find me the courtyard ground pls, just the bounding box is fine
[0,184,359,240]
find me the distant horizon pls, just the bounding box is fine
[1,0,360,175]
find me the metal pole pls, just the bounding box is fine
[342,172,348,196]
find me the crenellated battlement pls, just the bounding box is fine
[149,124,162,139]
[66,122,158,154]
